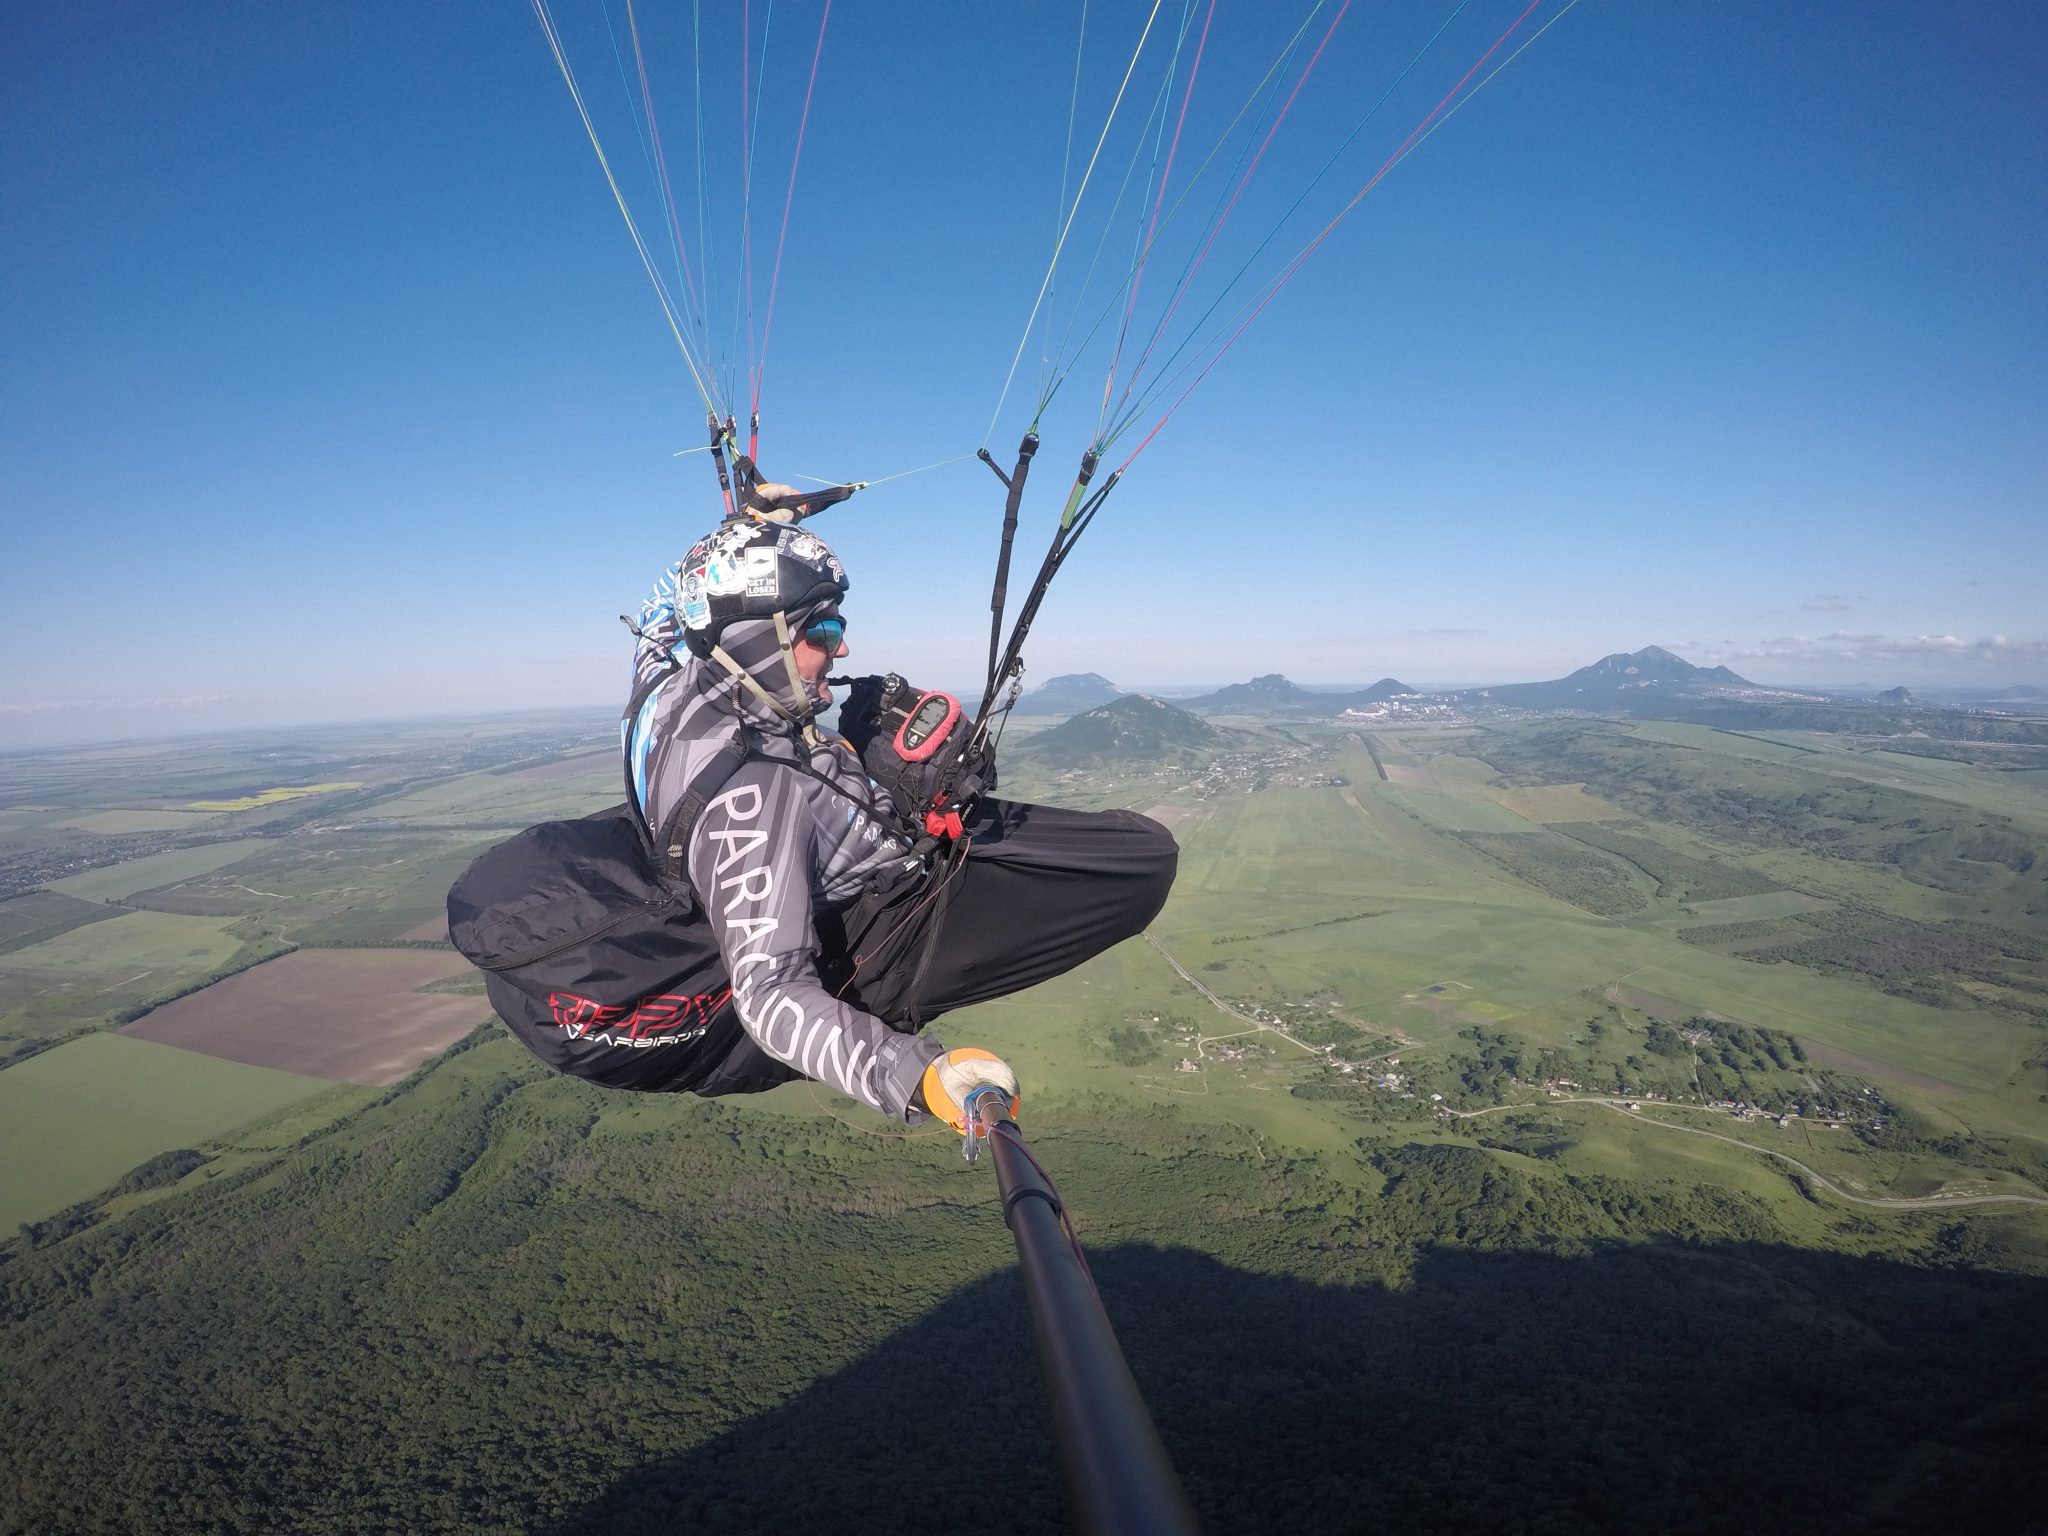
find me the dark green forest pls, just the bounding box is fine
[4,1028,2044,1535]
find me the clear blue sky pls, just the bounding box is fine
[4,1,2043,748]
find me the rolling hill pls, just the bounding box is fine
[1011,693,1227,768]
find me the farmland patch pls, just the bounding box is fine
[1793,1036,1967,1097]
[0,891,128,955]
[1554,822,1780,903]
[504,750,613,782]
[1678,890,1836,924]
[1498,783,1627,821]
[49,839,269,902]
[1455,832,1650,915]
[0,1032,329,1229]
[121,949,489,1085]
[1604,980,1735,1023]
[1380,784,1540,834]
[57,809,223,834]
[186,782,363,812]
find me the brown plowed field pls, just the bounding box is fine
[122,950,487,1086]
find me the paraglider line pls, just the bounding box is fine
[529,0,720,416]
[623,0,710,349]
[754,0,832,432]
[1105,0,1478,447]
[1097,0,1213,433]
[1114,0,1553,472]
[983,0,1167,448]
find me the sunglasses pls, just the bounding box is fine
[801,615,846,649]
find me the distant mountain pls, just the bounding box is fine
[1177,674,1429,717]
[1012,694,1224,768]
[1013,672,1122,716]
[1875,686,1916,705]
[1177,674,1313,713]
[1467,646,1754,711]
[1331,677,1423,711]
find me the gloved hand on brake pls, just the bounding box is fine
[839,674,994,842]
[917,1047,1019,1132]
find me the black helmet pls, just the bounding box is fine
[676,520,848,656]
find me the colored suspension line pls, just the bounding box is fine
[1104,0,1355,433]
[1035,0,1092,410]
[622,0,714,367]
[752,0,832,444]
[1103,0,1480,448]
[729,0,770,441]
[787,452,976,491]
[1109,0,1559,475]
[530,0,721,419]
[1035,0,1325,425]
[1040,29,1191,423]
[597,0,705,364]
[1380,0,1585,179]
[1095,0,1211,436]
[984,0,1168,449]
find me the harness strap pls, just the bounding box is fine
[652,727,759,885]
[709,637,812,737]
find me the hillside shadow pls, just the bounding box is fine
[552,1237,2048,1536]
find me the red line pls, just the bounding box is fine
[1119,0,1547,473]
[754,0,833,428]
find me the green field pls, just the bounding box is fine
[49,838,270,901]
[350,765,619,827]
[0,1032,331,1228]
[0,910,254,1047]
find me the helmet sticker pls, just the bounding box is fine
[783,529,842,581]
[679,568,711,629]
[740,545,780,598]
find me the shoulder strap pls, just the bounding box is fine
[654,725,759,885]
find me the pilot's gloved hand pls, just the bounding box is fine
[917,1047,1020,1132]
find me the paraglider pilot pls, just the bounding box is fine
[450,488,1177,1132]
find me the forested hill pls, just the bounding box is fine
[1012,693,1226,767]
[2,1034,2044,1533]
